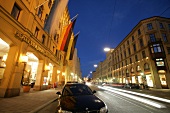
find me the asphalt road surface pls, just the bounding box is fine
[37,85,170,113]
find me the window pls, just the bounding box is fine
[120,54,122,60]
[54,34,57,41]
[48,0,52,8]
[124,51,126,58]
[142,50,146,58]
[55,50,58,56]
[133,44,136,52]
[156,58,165,66]
[127,40,129,45]
[139,38,144,48]
[53,46,55,52]
[162,34,168,42]
[135,55,138,61]
[130,58,132,64]
[150,44,162,53]
[147,23,153,30]
[159,23,164,29]
[11,3,21,20]
[167,47,170,54]
[44,14,48,24]
[144,63,150,70]
[128,48,131,55]
[149,34,156,42]
[138,29,141,35]
[168,24,170,30]
[38,5,43,18]
[34,27,39,38]
[132,36,135,41]
[42,35,45,44]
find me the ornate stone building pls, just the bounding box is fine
[93,16,170,89]
[0,0,81,97]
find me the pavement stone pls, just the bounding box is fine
[0,88,62,113]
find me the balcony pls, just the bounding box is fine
[148,38,166,60]
[150,52,166,60]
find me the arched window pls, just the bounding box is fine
[126,69,129,73]
[136,65,141,71]
[131,67,134,73]
[144,63,150,70]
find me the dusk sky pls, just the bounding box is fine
[68,0,170,77]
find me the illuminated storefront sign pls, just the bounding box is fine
[15,31,45,55]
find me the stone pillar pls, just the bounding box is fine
[34,60,44,90]
[150,60,162,89]
[0,46,21,97]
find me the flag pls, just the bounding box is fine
[60,16,77,51]
[69,32,79,60]
[65,33,74,60]
[57,23,70,50]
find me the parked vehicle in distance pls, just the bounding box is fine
[56,83,108,113]
[124,83,140,89]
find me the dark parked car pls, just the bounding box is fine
[124,83,140,89]
[56,83,108,113]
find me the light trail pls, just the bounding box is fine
[98,86,167,108]
[98,86,170,103]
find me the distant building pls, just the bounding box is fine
[93,16,170,89]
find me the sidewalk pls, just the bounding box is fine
[0,88,62,113]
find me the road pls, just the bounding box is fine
[37,85,170,113]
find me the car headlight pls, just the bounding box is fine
[100,106,108,113]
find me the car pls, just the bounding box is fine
[124,83,140,89]
[56,83,108,113]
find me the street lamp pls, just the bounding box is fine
[94,64,98,68]
[104,47,110,52]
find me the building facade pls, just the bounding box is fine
[93,16,170,89]
[0,0,81,98]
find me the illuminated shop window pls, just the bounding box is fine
[144,63,150,70]
[156,58,165,66]
[131,67,134,73]
[136,65,141,71]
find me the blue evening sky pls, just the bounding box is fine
[68,0,170,78]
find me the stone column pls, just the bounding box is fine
[34,60,44,90]
[150,60,162,89]
[0,46,21,97]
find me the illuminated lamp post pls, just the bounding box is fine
[104,47,110,52]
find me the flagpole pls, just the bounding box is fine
[70,14,78,21]
[35,0,49,9]
[74,31,80,37]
